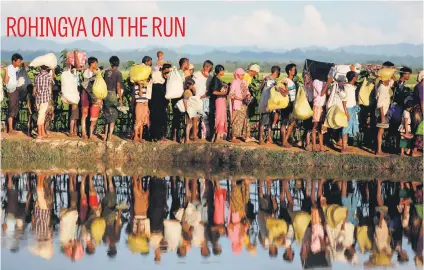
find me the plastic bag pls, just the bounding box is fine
[165,68,184,100]
[16,68,32,101]
[176,96,203,118]
[92,71,107,100]
[358,78,374,106]
[267,86,289,111]
[66,50,87,67]
[30,53,58,69]
[325,205,347,229]
[324,105,348,129]
[60,70,80,104]
[292,86,313,120]
[326,83,344,110]
[130,64,152,83]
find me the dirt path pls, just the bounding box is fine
[2,130,411,158]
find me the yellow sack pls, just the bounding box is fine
[357,225,372,254]
[324,105,348,129]
[325,205,347,229]
[91,217,106,245]
[266,217,288,245]
[267,86,289,111]
[292,86,313,120]
[358,78,375,106]
[130,64,152,83]
[292,211,311,244]
[128,233,149,254]
[378,68,396,81]
[93,71,107,100]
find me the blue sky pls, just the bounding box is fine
[1,1,423,50]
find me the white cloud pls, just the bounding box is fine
[189,4,422,49]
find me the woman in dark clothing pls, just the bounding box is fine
[208,65,226,142]
[149,64,171,142]
[147,177,168,233]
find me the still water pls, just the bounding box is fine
[1,172,422,270]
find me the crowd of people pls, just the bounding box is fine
[1,172,423,268]
[2,51,423,156]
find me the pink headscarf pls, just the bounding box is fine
[233,68,245,79]
[230,68,246,111]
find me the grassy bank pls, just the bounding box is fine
[1,139,422,181]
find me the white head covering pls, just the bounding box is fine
[417,70,423,82]
[249,64,260,73]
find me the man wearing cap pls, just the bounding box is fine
[244,64,260,87]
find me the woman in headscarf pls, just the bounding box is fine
[149,64,171,142]
[208,65,227,142]
[229,68,252,143]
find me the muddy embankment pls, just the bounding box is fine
[1,139,422,181]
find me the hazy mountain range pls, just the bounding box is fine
[1,37,423,67]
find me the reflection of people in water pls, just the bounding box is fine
[2,172,32,253]
[3,172,424,267]
[102,173,125,259]
[29,173,54,260]
[228,179,249,255]
[147,177,168,263]
[60,173,81,261]
[127,175,150,255]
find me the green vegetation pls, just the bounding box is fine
[2,139,422,181]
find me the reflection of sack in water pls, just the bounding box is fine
[293,211,311,243]
[91,217,106,245]
[357,225,372,254]
[325,204,347,228]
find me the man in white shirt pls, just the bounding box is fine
[193,60,213,140]
[4,53,24,135]
[341,71,359,153]
[375,79,392,155]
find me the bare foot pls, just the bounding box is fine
[375,151,386,156]
[282,143,292,148]
[341,147,353,153]
[82,134,88,139]
[139,139,146,143]
[259,140,264,145]
[411,151,422,157]
[8,130,19,135]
